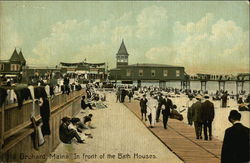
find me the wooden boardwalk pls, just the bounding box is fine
[124,100,222,163]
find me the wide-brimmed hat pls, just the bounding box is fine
[62,116,71,123]
[188,94,194,98]
[204,94,209,98]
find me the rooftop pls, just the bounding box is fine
[128,63,184,68]
[116,40,129,56]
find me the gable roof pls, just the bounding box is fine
[9,48,21,62]
[18,50,26,63]
[116,40,129,56]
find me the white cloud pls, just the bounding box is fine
[111,25,134,43]
[31,19,90,65]
[145,13,249,74]
[0,18,23,60]
[136,5,168,38]
[30,6,168,67]
[145,46,177,61]
[28,9,248,74]
[174,13,214,35]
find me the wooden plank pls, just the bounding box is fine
[3,92,82,140]
[2,128,33,153]
[0,102,5,150]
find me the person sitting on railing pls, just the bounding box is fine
[59,117,85,144]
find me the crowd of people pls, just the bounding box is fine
[59,83,108,144]
[2,75,249,162]
[121,85,249,163]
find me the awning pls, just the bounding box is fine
[75,70,88,74]
[5,74,17,77]
[89,71,98,74]
[67,71,75,73]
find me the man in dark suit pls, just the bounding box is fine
[191,95,203,139]
[140,94,148,121]
[221,92,228,108]
[162,95,173,129]
[120,89,127,103]
[201,94,215,140]
[59,117,84,144]
[156,93,164,122]
[221,110,250,163]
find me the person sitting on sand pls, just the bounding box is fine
[83,114,95,129]
[237,96,250,111]
[59,117,85,144]
[69,118,93,138]
[81,95,93,110]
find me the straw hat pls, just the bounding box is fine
[195,94,203,99]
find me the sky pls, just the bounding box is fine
[0,1,249,75]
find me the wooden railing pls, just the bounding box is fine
[0,89,84,163]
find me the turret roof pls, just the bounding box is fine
[116,40,129,56]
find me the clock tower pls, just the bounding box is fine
[116,40,129,68]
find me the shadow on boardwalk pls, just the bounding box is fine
[124,100,222,163]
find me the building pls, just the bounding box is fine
[116,40,129,68]
[59,61,107,82]
[0,48,26,79]
[109,40,186,87]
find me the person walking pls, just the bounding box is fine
[221,110,250,163]
[201,94,215,140]
[156,93,164,122]
[162,95,173,129]
[221,91,228,108]
[140,94,148,121]
[120,89,126,103]
[186,94,196,125]
[128,90,133,103]
[116,88,121,103]
[191,95,203,139]
[147,96,157,128]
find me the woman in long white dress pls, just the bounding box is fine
[147,96,157,128]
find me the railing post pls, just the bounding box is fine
[0,102,5,153]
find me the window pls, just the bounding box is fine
[163,70,168,77]
[0,64,4,71]
[151,70,155,77]
[126,69,131,76]
[176,70,180,77]
[139,69,143,76]
[10,64,20,71]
